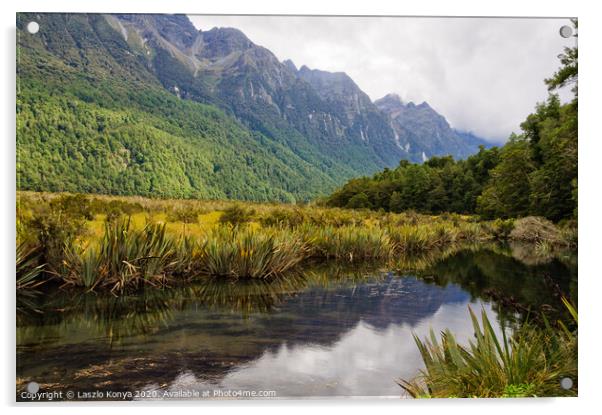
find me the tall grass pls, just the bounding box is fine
[199,226,308,279]
[17,192,577,293]
[399,305,577,398]
[301,225,393,261]
[16,242,45,290]
[53,221,310,290]
[63,219,185,292]
[389,225,438,253]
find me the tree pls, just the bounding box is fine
[477,138,534,219]
[327,28,578,223]
[545,19,578,96]
[346,192,372,209]
[528,102,577,221]
[389,191,404,213]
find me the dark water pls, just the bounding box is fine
[16,244,577,400]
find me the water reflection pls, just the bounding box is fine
[412,243,577,324]
[16,244,576,400]
[146,301,499,398]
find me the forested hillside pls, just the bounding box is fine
[17,13,353,202]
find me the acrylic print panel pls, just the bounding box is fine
[16,13,578,401]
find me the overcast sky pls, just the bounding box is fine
[188,15,575,143]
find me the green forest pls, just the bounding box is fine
[326,34,577,223]
[16,13,359,203]
[17,79,340,202]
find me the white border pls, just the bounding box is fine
[3,1,600,414]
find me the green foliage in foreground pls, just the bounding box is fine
[399,306,577,398]
[16,243,44,290]
[63,219,191,292]
[200,226,308,279]
[219,205,256,226]
[60,221,309,291]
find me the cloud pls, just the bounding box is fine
[188,15,575,143]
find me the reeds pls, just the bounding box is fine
[398,305,577,398]
[16,242,45,290]
[31,218,531,293]
[60,221,309,289]
[388,224,463,254]
[198,226,308,279]
[301,225,393,261]
[63,219,185,292]
[388,225,438,253]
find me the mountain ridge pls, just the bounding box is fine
[16,12,493,202]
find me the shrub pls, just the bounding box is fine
[219,205,256,226]
[166,207,200,224]
[346,192,372,209]
[88,198,144,222]
[199,226,308,279]
[509,216,563,244]
[25,207,87,273]
[49,194,94,220]
[303,225,393,261]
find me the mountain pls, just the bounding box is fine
[374,94,492,162]
[16,13,491,202]
[118,14,406,169]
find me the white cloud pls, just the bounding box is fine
[188,15,575,143]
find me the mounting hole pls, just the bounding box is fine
[560,377,573,390]
[26,381,40,394]
[26,21,39,34]
[559,25,573,38]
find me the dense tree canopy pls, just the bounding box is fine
[326,147,500,215]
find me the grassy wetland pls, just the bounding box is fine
[16,191,576,294]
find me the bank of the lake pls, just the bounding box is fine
[17,192,577,294]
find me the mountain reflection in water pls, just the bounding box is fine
[16,244,576,400]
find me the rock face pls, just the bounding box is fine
[119,14,405,169]
[375,94,491,161]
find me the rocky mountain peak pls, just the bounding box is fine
[374,94,404,112]
[282,59,298,73]
[110,13,490,165]
[199,27,254,57]
[119,14,200,49]
[297,66,373,113]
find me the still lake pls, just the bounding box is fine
[17,244,577,400]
